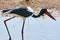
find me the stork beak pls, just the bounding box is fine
[45,10,56,21]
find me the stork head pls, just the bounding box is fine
[44,8,56,21]
[32,8,56,21]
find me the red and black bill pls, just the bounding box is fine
[45,9,56,21]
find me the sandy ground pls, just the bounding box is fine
[0,0,60,9]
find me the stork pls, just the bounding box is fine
[2,6,56,40]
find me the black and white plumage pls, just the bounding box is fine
[2,6,34,18]
[3,6,36,40]
[2,9,11,13]
[2,6,56,40]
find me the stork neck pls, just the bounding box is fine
[32,11,43,18]
[32,14,40,18]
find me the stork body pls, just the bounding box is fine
[3,6,33,17]
[3,6,34,40]
[2,6,56,40]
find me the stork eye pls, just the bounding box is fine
[45,9,48,14]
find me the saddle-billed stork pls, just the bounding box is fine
[2,6,56,40]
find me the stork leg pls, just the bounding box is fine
[4,16,15,40]
[21,19,26,40]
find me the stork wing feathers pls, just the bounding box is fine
[3,9,11,13]
[10,8,32,17]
